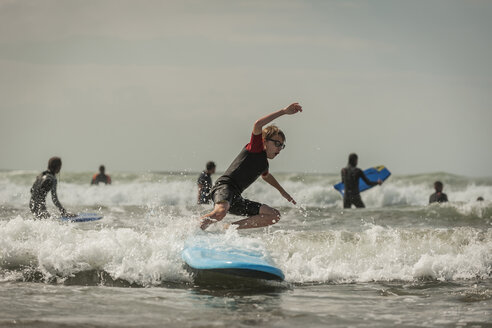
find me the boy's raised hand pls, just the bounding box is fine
[283,103,303,115]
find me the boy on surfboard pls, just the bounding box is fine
[200,103,302,230]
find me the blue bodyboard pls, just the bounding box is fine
[60,213,103,222]
[182,236,284,281]
[334,165,391,196]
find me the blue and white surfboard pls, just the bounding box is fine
[182,235,284,281]
[334,165,391,196]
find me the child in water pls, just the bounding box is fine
[200,103,302,230]
[30,157,74,219]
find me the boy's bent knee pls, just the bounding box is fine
[211,201,229,221]
[213,207,228,220]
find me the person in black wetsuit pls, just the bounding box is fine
[429,181,448,204]
[200,103,302,230]
[91,165,111,185]
[341,153,382,209]
[197,161,216,204]
[30,157,74,219]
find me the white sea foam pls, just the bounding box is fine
[2,171,491,209]
[0,216,198,285]
[1,217,490,285]
[1,171,491,285]
[266,225,492,283]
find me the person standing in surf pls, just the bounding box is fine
[341,153,382,209]
[30,157,74,219]
[200,103,302,230]
[197,161,216,204]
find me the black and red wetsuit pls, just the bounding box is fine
[210,133,269,216]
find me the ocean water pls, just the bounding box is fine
[0,170,491,327]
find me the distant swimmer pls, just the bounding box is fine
[91,165,111,185]
[477,196,484,201]
[197,161,216,204]
[200,103,302,230]
[30,157,74,219]
[429,181,448,204]
[341,153,382,209]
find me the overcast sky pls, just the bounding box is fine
[0,0,491,176]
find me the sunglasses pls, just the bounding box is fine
[266,139,286,149]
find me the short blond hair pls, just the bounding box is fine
[262,125,285,142]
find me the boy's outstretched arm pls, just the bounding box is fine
[252,103,302,135]
[262,173,297,205]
